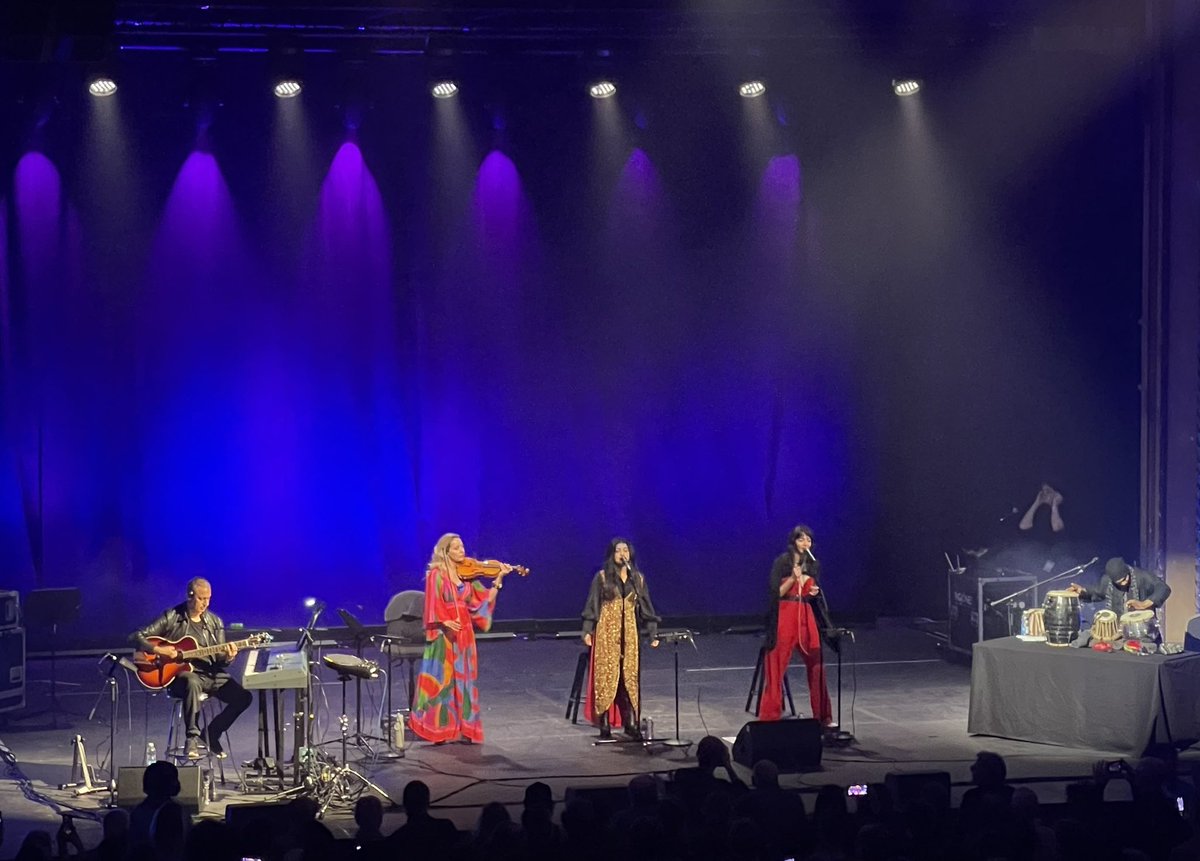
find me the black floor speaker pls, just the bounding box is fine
[732,719,822,772]
[116,765,206,815]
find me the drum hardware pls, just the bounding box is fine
[268,657,396,819]
[318,651,385,760]
[332,608,390,756]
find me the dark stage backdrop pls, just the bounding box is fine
[0,54,1141,640]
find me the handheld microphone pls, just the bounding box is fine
[805,547,818,564]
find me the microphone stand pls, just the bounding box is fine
[987,558,1100,613]
[65,655,125,804]
[825,627,855,746]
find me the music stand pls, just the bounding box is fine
[336,609,388,755]
[25,587,81,727]
[645,630,695,751]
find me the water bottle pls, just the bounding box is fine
[144,741,156,766]
[391,712,406,752]
[640,716,654,741]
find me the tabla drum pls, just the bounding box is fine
[1043,590,1081,647]
[1120,610,1160,645]
[1090,609,1120,643]
[1022,608,1046,638]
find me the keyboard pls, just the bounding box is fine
[239,644,310,690]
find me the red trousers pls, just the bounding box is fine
[760,598,833,724]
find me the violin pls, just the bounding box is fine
[456,557,531,581]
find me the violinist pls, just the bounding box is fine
[410,533,513,745]
[581,538,660,741]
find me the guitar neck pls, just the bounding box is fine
[179,635,259,661]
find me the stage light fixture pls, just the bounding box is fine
[274,79,302,98]
[589,80,616,99]
[738,80,766,99]
[88,77,117,97]
[431,80,458,99]
[892,78,921,97]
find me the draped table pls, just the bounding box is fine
[968,637,1200,754]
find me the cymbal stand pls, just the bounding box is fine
[271,673,396,819]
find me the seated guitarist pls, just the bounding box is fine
[130,577,252,760]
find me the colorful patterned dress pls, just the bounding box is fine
[409,565,497,743]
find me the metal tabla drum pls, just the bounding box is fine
[1120,610,1160,644]
[1022,608,1046,638]
[1090,609,1120,643]
[322,653,381,680]
[1043,590,1081,647]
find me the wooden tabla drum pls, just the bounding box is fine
[1022,608,1046,638]
[1043,590,1081,647]
[1120,609,1160,644]
[1090,609,1120,643]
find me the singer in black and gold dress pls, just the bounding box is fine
[580,538,660,740]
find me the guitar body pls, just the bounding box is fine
[133,636,202,690]
[132,631,271,691]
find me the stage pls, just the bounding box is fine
[0,623,1181,854]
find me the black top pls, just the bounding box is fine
[1077,565,1171,614]
[130,603,229,674]
[580,567,659,640]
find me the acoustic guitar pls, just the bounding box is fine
[132,632,272,690]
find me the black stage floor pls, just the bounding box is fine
[0,624,1179,854]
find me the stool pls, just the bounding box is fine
[744,646,795,717]
[165,694,228,786]
[566,650,590,723]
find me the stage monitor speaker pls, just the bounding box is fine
[884,771,951,811]
[116,765,206,815]
[732,719,822,772]
[1184,616,1200,653]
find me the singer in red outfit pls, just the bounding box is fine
[760,525,834,725]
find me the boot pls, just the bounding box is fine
[598,714,612,740]
[621,711,643,741]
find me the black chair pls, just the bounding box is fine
[566,650,590,723]
[744,645,795,718]
[378,591,425,712]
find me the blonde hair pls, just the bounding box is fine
[428,533,461,575]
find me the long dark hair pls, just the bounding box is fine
[787,524,818,576]
[600,537,643,601]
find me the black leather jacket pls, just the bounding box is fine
[130,603,229,671]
